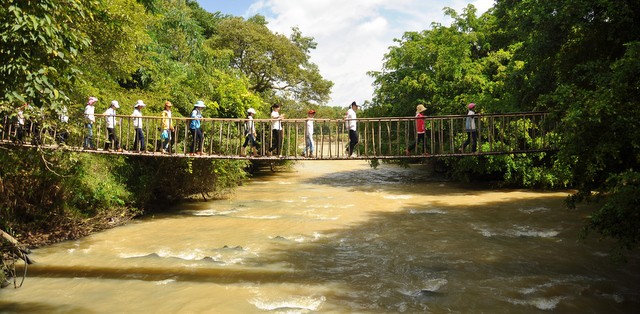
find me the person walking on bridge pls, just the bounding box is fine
[268,104,284,157]
[406,104,429,156]
[345,101,359,157]
[104,100,122,152]
[189,100,205,156]
[462,102,478,153]
[241,108,259,157]
[131,100,146,153]
[15,103,27,144]
[83,96,97,150]
[161,101,174,154]
[302,109,316,157]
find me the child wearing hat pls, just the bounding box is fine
[462,103,477,153]
[345,101,358,157]
[131,100,146,153]
[406,104,429,156]
[161,101,174,154]
[241,108,259,157]
[268,103,284,156]
[189,100,205,155]
[104,100,122,152]
[83,96,97,149]
[302,109,316,157]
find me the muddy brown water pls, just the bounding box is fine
[1,161,639,313]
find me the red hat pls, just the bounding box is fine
[467,103,476,109]
[308,110,316,114]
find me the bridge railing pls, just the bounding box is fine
[0,111,556,159]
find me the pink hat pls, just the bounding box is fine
[467,103,476,109]
[87,96,98,105]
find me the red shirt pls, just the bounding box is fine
[415,113,425,133]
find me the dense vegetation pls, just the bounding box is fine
[0,0,332,251]
[368,1,640,258]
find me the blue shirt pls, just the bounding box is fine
[190,109,202,129]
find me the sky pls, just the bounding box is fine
[196,0,495,107]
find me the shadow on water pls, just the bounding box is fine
[0,301,94,314]
[12,163,640,313]
[229,164,639,312]
[243,201,640,312]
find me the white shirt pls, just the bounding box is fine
[465,109,476,130]
[84,105,95,123]
[132,109,143,128]
[105,107,117,128]
[246,115,255,134]
[346,108,357,131]
[60,106,69,123]
[271,110,282,130]
[306,119,314,136]
[17,109,25,126]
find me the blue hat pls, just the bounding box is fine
[194,100,205,108]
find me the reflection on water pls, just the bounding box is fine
[2,161,639,313]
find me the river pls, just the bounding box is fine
[1,161,639,313]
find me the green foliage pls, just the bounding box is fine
[369,0,640,256]
[209,15,333,106]
[579,170,640,261]
[0,149,135,227]
[123,157,249,207]
[369,5,497,117]
[0,0,94,113]
[69,154,133,215]
[0,0,333,247]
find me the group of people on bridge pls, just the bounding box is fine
[81,97,368,158]
[4,96,479,158]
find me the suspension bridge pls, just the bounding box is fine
[0,112,556,160]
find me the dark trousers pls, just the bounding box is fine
[107,128,120,150]
[269,129,282,155]
[58,130,69,143]
[243,133,258,148]
[348,129,359,156]
[16,125,24,143]
[190,128,203,153]
[463,130,478,152]
[133,128,145,151]
[408,133,426,153]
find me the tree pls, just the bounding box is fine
[209,16,333,106]
[0,0,94,112]
[369,5,495,117]
[492,0,640,257]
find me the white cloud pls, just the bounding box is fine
[244,0,494,106]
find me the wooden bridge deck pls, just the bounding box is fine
[0,112,557,160]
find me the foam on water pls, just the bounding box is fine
[250,296,326,312]
[237,215,282,220]
[409,208,447,215]
[509,225,559,238]
[288,232,325,243]
[507,296,564,310]
[383,195,413,200]
[188,208,239,216]
[156,248,205,260]
[422,278,448,291]
[518,206,551,214]
[472,224,559,238]
[154,278,175,285]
